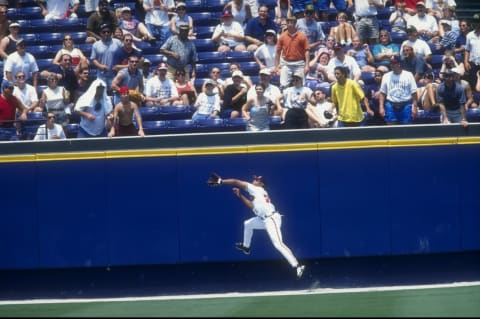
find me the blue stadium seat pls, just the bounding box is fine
[28,45,52,59]
[55,18,88,32]
[197,51,225,64]
[132,41,157,54]
[16,19,32,32]
[36,59,54,71]
[65,123,79,138]
[239,61,260,76]
[194,38,216,52]
[190,12,218,26]
[225,50,254,63]
[21,33,38,44]
[21,124,40,140]
[413,109,441,124]
[0,127,18,141]
[360,71,376,85]
[29,19,55,33]
[186,0,205,12]
[142,120,168,135]
[143,54,166,65]
[430,54,444,69]
[269,115,283,130]
[138,106,162,121]
[15,6,43,19]
[194,118,225,132]
[38,32,64,45]
[166,119,197,134]
[195,25,216,39]
[77,43,93,54]
[203,0,229,11]
[390,32,407,44]
[224,117,248,131]
[26,112,46,125]
[158,105,193,120]
[113,1,136,10]
[466,108,480,122]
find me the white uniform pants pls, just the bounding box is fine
[243,213,299,268]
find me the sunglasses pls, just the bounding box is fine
[64,38,72,41]
[48,116,56,119]
[129,60,138,63]
[4,86,14,90]
[16,75,25,79]
[101,30,111,34]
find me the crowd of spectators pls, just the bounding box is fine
[0,0,479,141]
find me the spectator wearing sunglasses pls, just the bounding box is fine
[40,73,70,127]
[52,34,89,70]
[0,80,27,132]
[12,71,40,113]
[33,112,66,140]
[40,53,78,105]
[86,0,119,43]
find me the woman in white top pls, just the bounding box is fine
[0,22,22,60]
[34,112,67,140]
[254,29,277,72]
[224,0,252,26]
[52,34,89,70]
[40,74,70,127]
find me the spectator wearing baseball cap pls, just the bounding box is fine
[296,4,326,55]
[170,3,194,40]
[275,13,310,89]
[379,54,418,125]
[253,29,278,71]
[4,38,39,88]
[243,4,278,52]
[436,20,457,51]
[436,66,468,126]
[159,21,197,81]
[211,8,247,52]
[108,85,145,138]
[0,79,27,134]
[191,78,221,121]
[0,22,22,60]
[400,24,432,62]
[144,62,182,107]
[247,68,281,104]
[326,42,361,83]
[85,1,118,43]
[223,69,249,118]
[118,6,156,43]
[407,1,439,42]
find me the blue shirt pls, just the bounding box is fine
[244,17,278,42]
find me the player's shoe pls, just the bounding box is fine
[296,265,305,279]
[235,243,250,255]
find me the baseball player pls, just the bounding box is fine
[207,173,305,279]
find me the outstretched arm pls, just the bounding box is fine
[232,187,254,210]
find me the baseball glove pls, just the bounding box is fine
[207,172,222,187]
[129,90,144,105]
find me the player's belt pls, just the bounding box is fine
[261,211,277,220]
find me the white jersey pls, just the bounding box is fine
[380,70,417,102]
[34,123,66,140]
[246,182,276,218]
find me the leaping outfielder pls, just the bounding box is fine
[207,173,305,279]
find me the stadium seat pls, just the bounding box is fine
[194,118,226,132]
[0,127,18,141]
[238,61,260,76]
[413,109,441,124]
[190,12,218,26]
[166,119,197,134]
[195,25,216,39]
[68,32,88,43]
[37,32,64,45]
[15,6,43,19]
[225,51,254,63]
[36,59,54,71]
[142,54,166,65]
[360,71,376,85]
[132,41,157,54]
[158,105,193,120]
[390,32,407,44]
[197,51,225,64]
[29,19,55,33]
[65,123,79,138]
[142,120,168,135]
[26,112,46,125]
[21,124,40,140]
[55,18,88,32]
[21,33,38,43]
[28,45,52,59]
[138,106,162,121]
[203,0,229,12]
[430,54,444,69]
[269,116,283,130]
[224,117,248,131]
[193,38,216,52]
[466,108,480,122]
[16,19,32,32]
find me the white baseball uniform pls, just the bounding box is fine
[242,182,300,268]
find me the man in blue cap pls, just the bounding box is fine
[0,80,28,140]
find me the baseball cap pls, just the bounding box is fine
[440,19,452,26]
[204,79,215,86]
[333,42,344,50]
[305,4,315,12]
[222,8,233,18]
[119,86,130,94]
[9,22,20,28]
[253,175,266,186]
[232,70,243,78]
[445,67,459,76]
[286,16,297,22]
[265,29,276,36]
[1,80,13,88]
[120,6,131,12]
[158,62,168,70]
[472,13,480,22]
[390,55,401,64]
[259,68,271,76]
[406,25,417,33]
[179,24,190,31]
[100,23,111,31]
[176,2,186,8]
[293,70,304,78]
[16,38,25,47]
[416,1,426,7]
[143,58,151,65]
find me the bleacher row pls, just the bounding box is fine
[2,0,480,141]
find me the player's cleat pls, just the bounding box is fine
[296,265,305,279]
[235,243,250,255]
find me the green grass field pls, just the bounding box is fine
[1,285,479,317]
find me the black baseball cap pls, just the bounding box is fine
[253,175,266,186]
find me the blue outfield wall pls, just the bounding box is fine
[0,127,479,270]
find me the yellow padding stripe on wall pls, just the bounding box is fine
[0,137,479,163]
